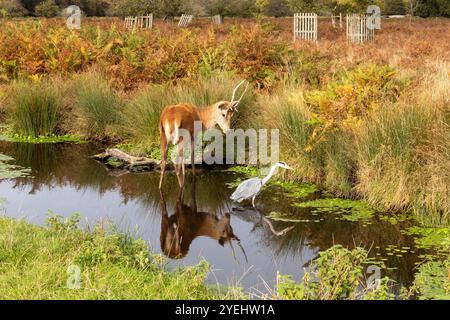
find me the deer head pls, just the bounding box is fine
[214,80,249,133]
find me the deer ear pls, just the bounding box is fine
[216,101,228,110]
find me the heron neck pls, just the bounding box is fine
[262,165,278,185]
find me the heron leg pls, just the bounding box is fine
[252,196,256,208]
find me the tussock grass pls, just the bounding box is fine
[259,87,355,196]
[6,80,62,137]
[70,72,122,140]
[356,65,450,224]
[0,215,245,299]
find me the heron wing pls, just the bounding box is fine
[230,177,263,202]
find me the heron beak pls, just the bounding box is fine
[286,166,294,170]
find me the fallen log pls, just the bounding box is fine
[91,148,161,172]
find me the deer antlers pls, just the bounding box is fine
[230,80,249,111]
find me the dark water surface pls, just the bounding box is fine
[0,142,422,295]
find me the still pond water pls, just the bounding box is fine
[0,142,424,295]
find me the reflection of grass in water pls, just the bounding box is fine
[294,198,375,225]
[268,211,321,223]
[0,152,31,179]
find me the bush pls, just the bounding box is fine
[6,79,62,137]
[35,0,60,18]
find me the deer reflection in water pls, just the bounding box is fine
[159,177,247,263]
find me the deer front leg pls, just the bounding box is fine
[159,134,169,189]
[191,137,196,177]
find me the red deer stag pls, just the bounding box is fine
[158,80,249,188]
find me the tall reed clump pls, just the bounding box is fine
[355,65,450,224]
[70,72,122,140]
[119,72,255,156]
[259,88,355,196]
[6,80,62,137]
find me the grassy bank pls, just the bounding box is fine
[0,215,244,299]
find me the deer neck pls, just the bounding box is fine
[197,104,217,129]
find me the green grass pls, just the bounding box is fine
[0,215,245,299]
[6,80,62,138]
[356,67,450,224]
[71,72,122,140]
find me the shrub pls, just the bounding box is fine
[35,0,60,18]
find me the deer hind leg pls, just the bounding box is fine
[159,130,169,189]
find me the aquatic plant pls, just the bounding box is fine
[277,245,395,300]
[0,152,31,179]
[294,198,376,225]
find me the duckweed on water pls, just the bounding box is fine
[0,153,31,179]
[1,134,85,144]
[412,260,450,300]
[223,166,259,177]
[403,226,450,253]
[269,181,319,198]
[293,198,375,225]
[379,212,415,225]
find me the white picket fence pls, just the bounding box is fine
[212,15,223,25]
[124,14,153,29]
[331,13,343,28]
[346,14,374,43]
[293,13,317,42]
[178,14,194,28]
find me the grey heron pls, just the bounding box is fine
[230,162,293,208]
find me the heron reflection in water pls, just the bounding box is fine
[159,177,247,263]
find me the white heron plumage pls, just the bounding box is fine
[230,162,293,207]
